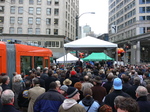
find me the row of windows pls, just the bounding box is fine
[139,7,150,13]
[45,41,60,48]
[10,17,59,25]
[10,6,59,15]
[9,27,59,35]
[10,0,59,5]
[116,1,123,11]
[139,16,150,20]
[140,27,150,34]
[65,12,75,25]
[139,0,150,4]
[124,1,135,13]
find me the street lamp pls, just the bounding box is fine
[76,12,95,40]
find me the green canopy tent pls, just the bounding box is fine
[83,52,114,61]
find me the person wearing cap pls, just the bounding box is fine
[104,78,130,112]
[69,70,80,87]
[59,87,86,112]
[60,85,68,97]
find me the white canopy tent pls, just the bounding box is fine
[56,53,79,63]
[64,36,118,61]
[64,36,118,51]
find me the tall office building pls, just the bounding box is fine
[0,0,79,58]
[108,0,150,64]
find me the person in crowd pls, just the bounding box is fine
[41,68,48,81]
[69,70,80,86]
[34,82,65,112]
[75,58,83,73]
[59,87,86,112]
[63,78,72,86]
[99,104,113,112]
[45,70,57,91]
[81,75,93,92]
[103,73,114,94]
[0,86,3,112]
[146,84,150,101]
[104,78,130,112]
[12,72,17,83]
[36,66,41,73]
[1,75,10,91]
[99,70,106,80]
[28,78,45,112]
[115,97,139,112]
[59,85,68,97]
[91,76,107,104]
[118,68,125,79]
[18,80,31,112]
[114,96,125,110]
[126,77,141,99]
[79,88,100,112]
[136,86,150,112]
[142,72,150,86]
[12,74,25,109]
[122,74,132,92]
[74,82,84,102]
[35,72,45,88]
[1,89,21,112]
[59,73,66,85]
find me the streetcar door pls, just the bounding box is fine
[34,56,43,70]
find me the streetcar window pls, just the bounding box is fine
[34,57,43,70]
[21,56,32,75]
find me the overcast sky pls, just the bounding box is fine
[79,0,108,34]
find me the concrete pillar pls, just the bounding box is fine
[131,42,136,65]
[136,41,141,65]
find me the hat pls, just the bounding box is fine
[60,85,68,92]
[67,87,78,98]
[37,66,41,70]
[113,78,122,90]
[93,76,102,84]
[70,71,77,75]
[63,79,72,86]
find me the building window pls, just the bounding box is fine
[10,6,15,14]
[46,28,51,34]
[45,41,60,48]
[37,0,41,4]
[0,6,4,12]
[17,27,22,34]
[28,17,33,24]
[19,0,23,4]
[36,18,41,24]
[0,27,3,34]
[29,0,34,4]
[11,0,15,3]
[28,28,33,34]
[47,0,51,5]
[29,7,34,14]
[146,0,150,4]
[146,6,150,12]
[54,8,59,15]
[10,17,15,24]
[139,16,145,20]
[18,7,23,14]
[55,0,59,5]
[46,8,51,15]
[54,29,58,35]
[46,18,51,25]
[36,28,40,34]
[139,7,145,13]
[36,7,41,14]
[147,16,150,20]
[0,17,4,23]
[18,17,23,24]
[54,19,58,25]
[139,0,145,4]
[140,27,145,34]
[9,27,15,34]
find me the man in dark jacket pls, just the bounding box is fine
[69,70,80,87]
[104,78,130,112]
[1,89,21,112]
[34,82,65,112]
[17,80,31,112]
[136,86,150,112]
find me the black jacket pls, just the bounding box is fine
[104,90,130,112]
[2,104,21,112]
[137,96,150,112]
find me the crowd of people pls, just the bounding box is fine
[0,60,150,112]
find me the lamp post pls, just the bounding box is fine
[75,12,95,57]
[76,12,95,40]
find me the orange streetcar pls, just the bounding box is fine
[0,41,52,77]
